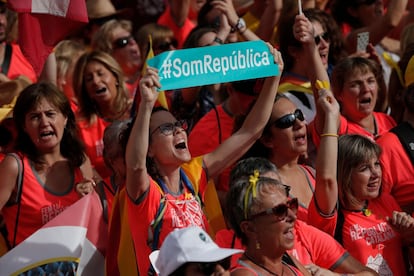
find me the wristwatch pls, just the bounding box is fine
[233,18,246,33]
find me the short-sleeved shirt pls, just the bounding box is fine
[377,127,414,211]
[339,193,406,275]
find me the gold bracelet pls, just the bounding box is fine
[320,133,339,138]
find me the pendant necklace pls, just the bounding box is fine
[244,253,284,276]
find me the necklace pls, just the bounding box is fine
[244,253,284,276]
[344,200,372,217]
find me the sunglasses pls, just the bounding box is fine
[314,32,330,45]
[151,120,188,136]
[272,109,305,129]
[249,198,299,221]
[113,35,134,49]
[155,39,178,52]
[358,0,377,6]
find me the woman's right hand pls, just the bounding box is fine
[139,67,161,106]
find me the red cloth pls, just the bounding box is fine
[378,130,414,209]
[2,155,83,246]
[8,0,88,76]
[339,193,406,275]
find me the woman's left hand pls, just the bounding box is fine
[305,264,337,276]
[75,178,96,197]
[293,14,315,45]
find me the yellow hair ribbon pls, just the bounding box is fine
[243,170,260,219]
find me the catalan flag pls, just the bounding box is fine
[142,35,169,110]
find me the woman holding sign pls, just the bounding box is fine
[123,43,283,275]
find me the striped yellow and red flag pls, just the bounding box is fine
[142,35,169,110]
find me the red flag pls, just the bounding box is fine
[8,0,88,76]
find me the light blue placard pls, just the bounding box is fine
[147,40,279,91]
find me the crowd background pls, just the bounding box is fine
[1,0,414,275]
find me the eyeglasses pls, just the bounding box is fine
[272,109,305,129]
[150,120,188,136]
[113,36,135,49]
[155,39,178,52]
[249,198,299,221]
[314,32,330,45]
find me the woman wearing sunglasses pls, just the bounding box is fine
[226,158,306,276]
[92,19,142,98]
[123,44,283,275]
[277,8,345,123]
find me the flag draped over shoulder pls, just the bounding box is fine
[0,192,107,276]
[8,0,88,76]
[105,188,138,276]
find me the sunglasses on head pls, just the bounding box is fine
[273,109,305,129]
[155,39,178,52]
[314,32,330,45]
[249,198,299,221]
[151,120,188,136]
[113,35,134,49]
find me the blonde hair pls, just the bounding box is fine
[72,50,129,122]
[91,19,133,53]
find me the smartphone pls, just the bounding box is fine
[357,31,370,52]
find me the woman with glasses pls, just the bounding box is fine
[277,8,344,123]
[123,44,283,275]
[73,50,132,179]
[226,158,305,276]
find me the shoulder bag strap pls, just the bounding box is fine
[1,44,12,75]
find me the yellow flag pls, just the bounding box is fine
[142,35,169,110]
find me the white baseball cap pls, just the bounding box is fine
[149,226,243,276]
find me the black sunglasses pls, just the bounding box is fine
[358,0,377,6]
[155,39,178,52]
[249,198,299,221]
[151,120,188,136]
[273,109,305,129]
[113,36,134,49]
[314,32,330,45]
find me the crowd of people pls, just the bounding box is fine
[1,0,414,275]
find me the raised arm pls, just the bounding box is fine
[204,44,283,179]
[125,68,161,200]
[346,0,408,52]
[293,13,340,215]
[211,0,261,41]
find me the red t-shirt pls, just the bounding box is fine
[2,155,82,245]
[188,104,234,191]
[7,43,37,83]
[310,112,396,147]
[76,117,111,179]
[339,193,406,275]
[127,157,209,275]
[378,129,414,210]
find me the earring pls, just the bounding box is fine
[255,239,261,250]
